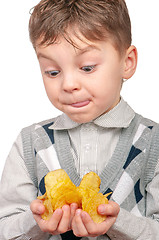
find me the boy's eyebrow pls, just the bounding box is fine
[37,44,101,58]
[36,44,101,61]
[75,45,101,56]
[37,52,54,61]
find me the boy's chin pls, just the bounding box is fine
[67,113,97,124]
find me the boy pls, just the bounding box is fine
[0,0,159,239]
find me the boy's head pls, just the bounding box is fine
[29,0,131,55]
[29,0,137,123]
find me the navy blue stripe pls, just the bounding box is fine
[134,179,143,203]
[123,146,142,169]
[34,149,37,156]
[103,188,113,200]
[39,175,46,195]
[61,231,81,240]
[42,122,54,144]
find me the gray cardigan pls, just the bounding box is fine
[0,113,159,240]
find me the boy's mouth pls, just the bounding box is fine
[71,100,90,108]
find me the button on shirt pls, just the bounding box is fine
[51,97,135,178]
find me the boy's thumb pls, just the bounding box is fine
[98,201,120,216]
[98,204,107,215]
[30,199,45,215]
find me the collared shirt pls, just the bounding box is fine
[50,97,135,178]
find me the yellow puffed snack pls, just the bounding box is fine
[38,169,110,223]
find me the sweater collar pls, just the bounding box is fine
[49,97,135,130]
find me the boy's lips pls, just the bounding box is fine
[70,100,90,108]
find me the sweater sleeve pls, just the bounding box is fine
[107,159,159,240]
[0,133,49,240]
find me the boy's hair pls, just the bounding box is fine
[29,0,132,54]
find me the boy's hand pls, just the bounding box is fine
[71,201,120,237]
[30,199,78,235]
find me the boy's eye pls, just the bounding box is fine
[81,65,95,73]
[45,70,60,77]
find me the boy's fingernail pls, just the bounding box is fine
[98,205,105,213]
[37,206,43,214]
[76,209,81,216]
[81,211,87,218]
[62,205,69,211]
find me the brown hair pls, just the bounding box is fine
[29,0,132,54]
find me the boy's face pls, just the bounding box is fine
[37,33,126,123]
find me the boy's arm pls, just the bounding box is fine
[107,207,159,240]
[0,133,49,240]
[107,160,159,240]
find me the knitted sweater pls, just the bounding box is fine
[0,113,159,240]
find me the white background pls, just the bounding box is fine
[0,0,159,178]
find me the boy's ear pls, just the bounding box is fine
[123,45,138,80]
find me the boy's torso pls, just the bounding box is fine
[21,112,159,239]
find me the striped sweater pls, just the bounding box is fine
[0,113,159,239]
[23,113,159,239]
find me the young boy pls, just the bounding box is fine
[0,0,159,239]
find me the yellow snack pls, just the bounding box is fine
[83,192,109,223]
[78,171,101,192]
[50,181,77,209]
[64,189,82,208]
[38,169,110,223]
[77,171,101,204]
[41,198,53,220]
[53,194,68,210]
[44,169,75,200]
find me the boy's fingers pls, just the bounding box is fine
[69,203,78,228]
[80,211,99,237]
[81,210,118,236]
[45,208,63,233]
[30,201,71,234]
[30,199,45,215]
[36,208,63,234]
[32,212,44,227]
[72,209,88,237]
[98,201,120,216]
[70,203,78,217]
[56,205,70,233]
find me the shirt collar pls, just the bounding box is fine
[49,97,135,130]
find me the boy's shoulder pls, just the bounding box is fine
[134,113,159,161]
[34,116,58,128]
[21,116,60,148]
[135,113,159,128]
[20,117,60,187]
[22,116,58,132]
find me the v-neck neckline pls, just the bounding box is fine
[54,114,140,191]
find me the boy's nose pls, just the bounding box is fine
[62,73,81,93]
